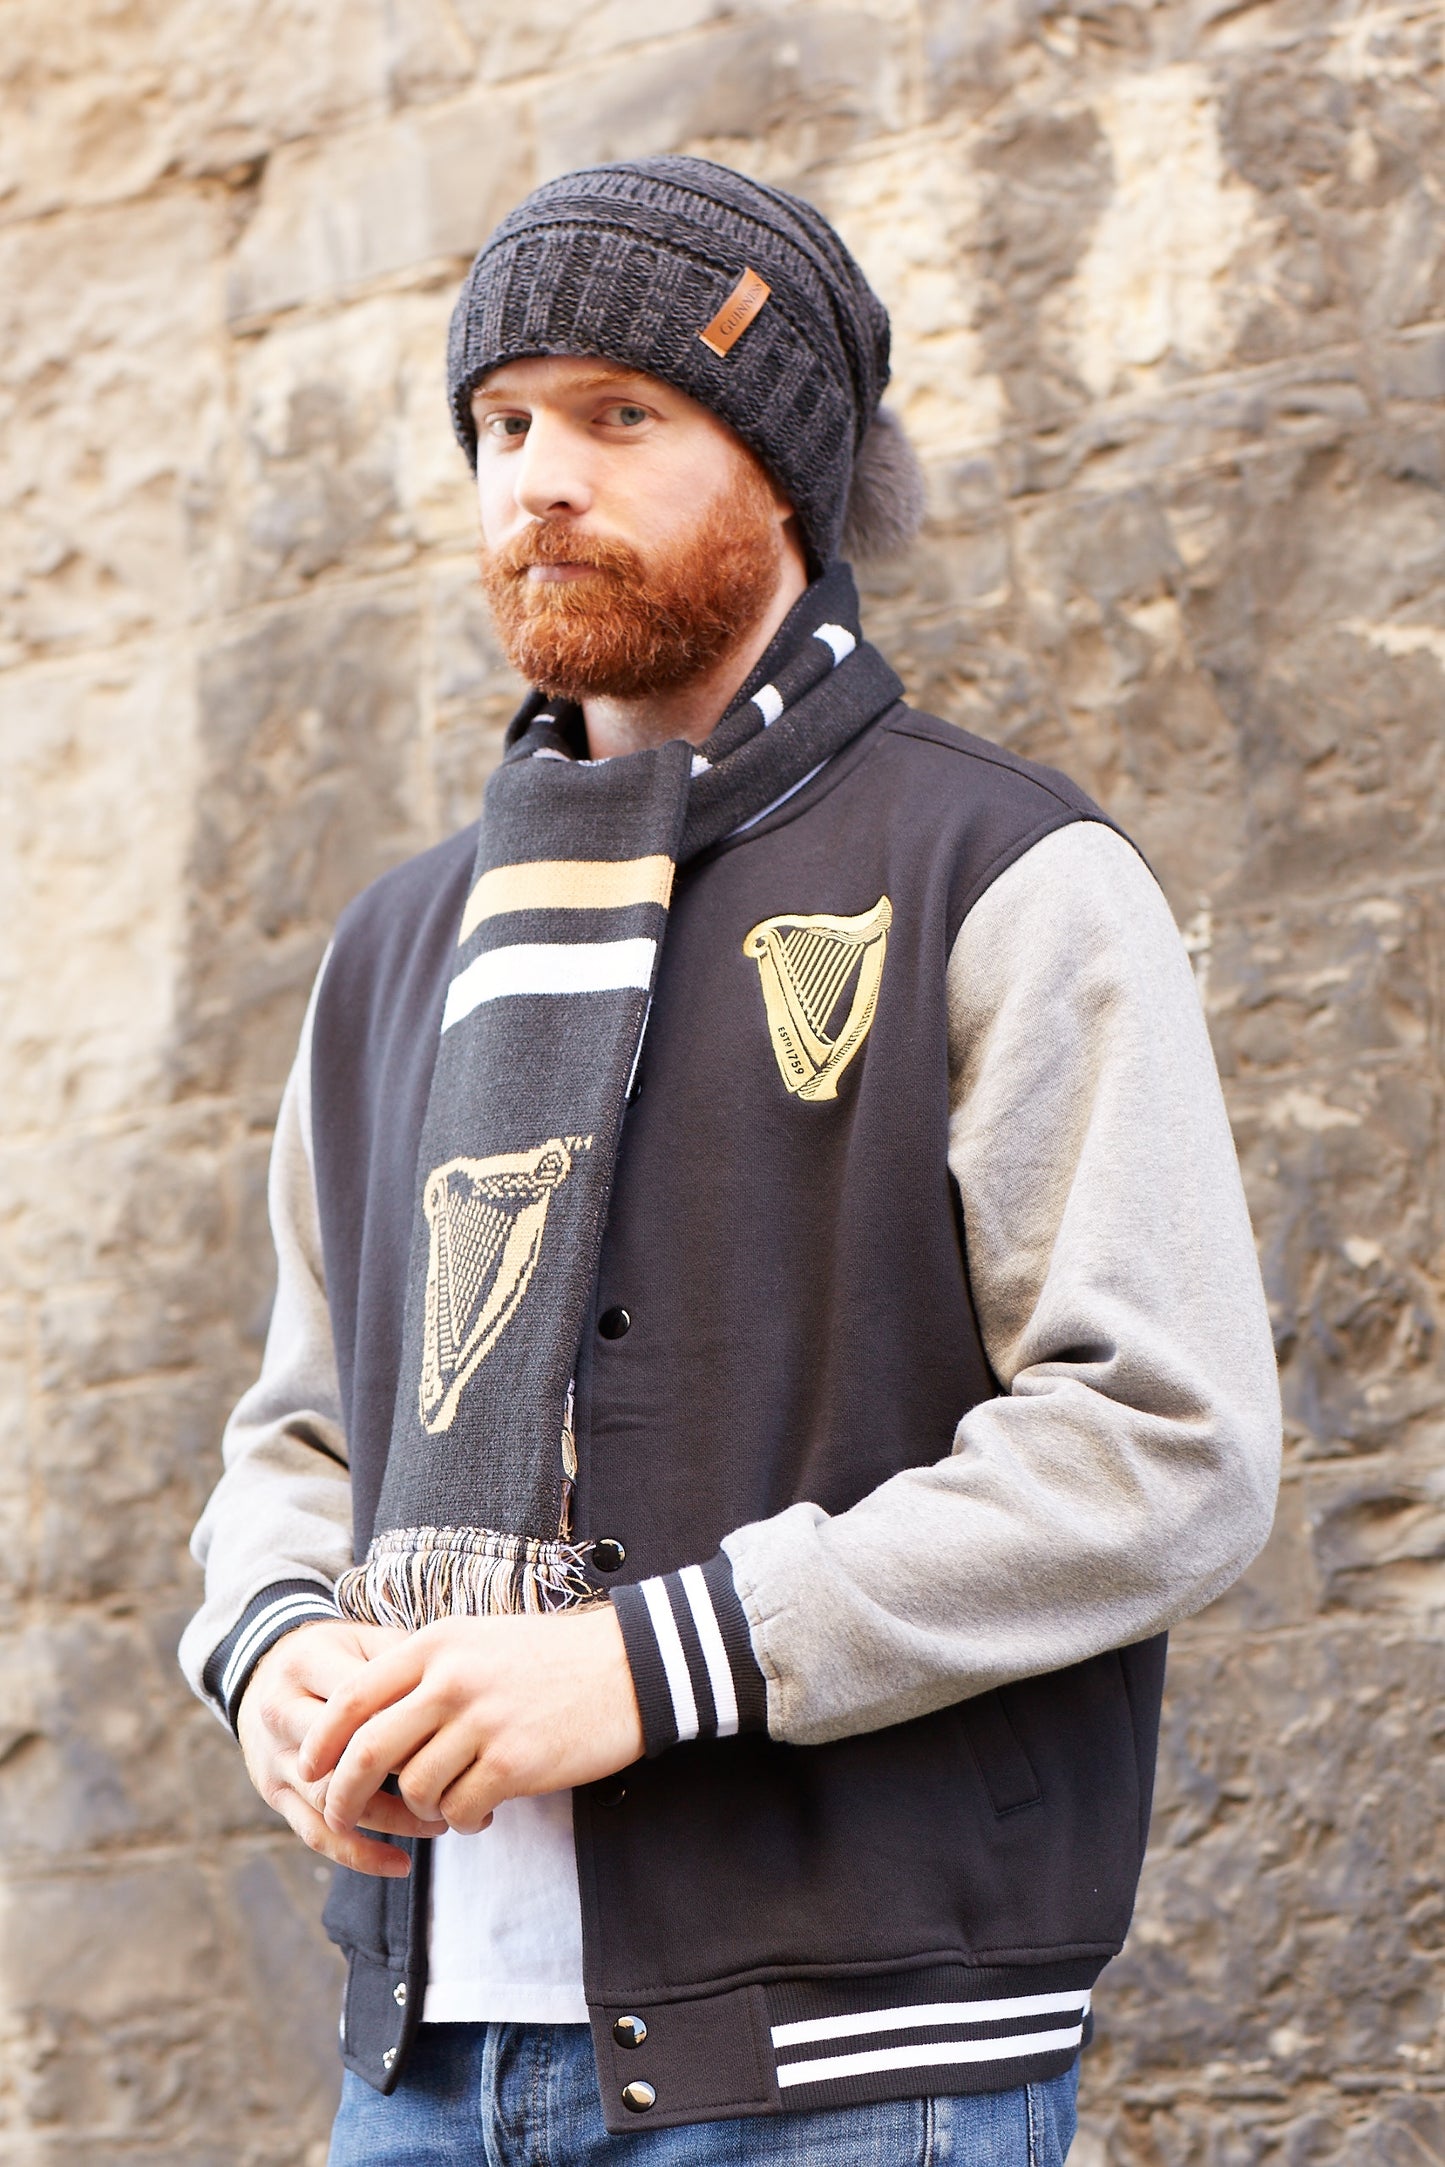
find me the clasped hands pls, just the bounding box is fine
[237,1606,644,1878]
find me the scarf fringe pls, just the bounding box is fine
[335,1524,598,1630]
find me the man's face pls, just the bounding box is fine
[471,355,800,702]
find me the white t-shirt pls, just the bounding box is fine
[422,1792,588,2024]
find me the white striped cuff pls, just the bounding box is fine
[609,1554,768,1755]
[203,1579,341,1731]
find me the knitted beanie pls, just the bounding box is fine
[446,156,925,568]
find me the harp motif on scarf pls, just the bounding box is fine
[418,1137,588,1434]
[743,896,892,1102]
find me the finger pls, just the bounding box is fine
[392,1726,487,1825]
[259,1678,333,1752]
[287,1762,445,1841]
[268,1623,382,1707]
[322,1700,449,1832]
[437,1763,505,1835]
[431,1728,534,1830]
[299,1641,431,1783]
[274,1786,412,1878]
[357,1789,449,1840]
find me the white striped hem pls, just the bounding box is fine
[678,1564,738,1737]
[813,623,856,664]
[752,683,785,725]
[771,1990,1090,2049]
[442,937,657,1032]
[775,2022,1086,2090]
[220,1590,338,1708]
[640,1577,699,1743]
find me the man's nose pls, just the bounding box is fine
[511,415,594,522]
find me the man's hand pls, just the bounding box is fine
[237,1619,448,1876]
[297,1606,644,1839]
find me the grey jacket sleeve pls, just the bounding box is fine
[177,954,352,1726]
[712,820,1282,1747]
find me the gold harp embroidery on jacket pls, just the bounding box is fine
[418,1137,590,1434]
[743,898,892,1102]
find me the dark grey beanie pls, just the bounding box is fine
[446,155,925,568]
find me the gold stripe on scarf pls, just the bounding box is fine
[459,855,675,944]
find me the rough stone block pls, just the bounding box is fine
[224,1848,345,2127]
[432,704,513,839]
[1093,1630,1445,2091]
[0,1616,206,1854]
[396,288,478,552]
[1383,325,1445,403]
[227,95,530,322]
[920,0,1052,122]
[0,1837,322,2141]
[820,140,1003,457]
[1229,1064,1443,1458]
[0,0,475,221]
[0,1296,31,1611]
[1305,1457,1445,1621]
[225,300,410,605]
[1003,481,1250,907]
[0,194,225,659]
[223,285,472,600]
[0,647,196,1128]
[0,1110,230,1297]
[464,0,740,83]
[30,1377,230,1604]
[2,1861,223,2025]
[1017,352,1371,501]
[183,589,428,1094]
[533,12,907,178]
[1209,891,1431,1086]
[966,104,1114,432]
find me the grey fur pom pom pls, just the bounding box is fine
[841,405,927,560]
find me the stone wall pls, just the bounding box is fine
[2,1,1443,2159]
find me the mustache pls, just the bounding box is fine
[485,524,644,584]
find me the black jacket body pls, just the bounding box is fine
[311,703,1165,2132]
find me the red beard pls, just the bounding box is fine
[478,462,785,703]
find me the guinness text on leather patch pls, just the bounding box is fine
[699,267,771,357]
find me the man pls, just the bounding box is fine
[181,157,1281,2165]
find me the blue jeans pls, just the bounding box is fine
[328,2022,1078,2165]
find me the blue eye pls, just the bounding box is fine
[486,414,529,438]
[612,405,648,426]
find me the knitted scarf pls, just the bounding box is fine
[336,566,900,1630]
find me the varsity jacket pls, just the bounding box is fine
[181,698,1281,2134]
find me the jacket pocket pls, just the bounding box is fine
[962,1689,1042,1815]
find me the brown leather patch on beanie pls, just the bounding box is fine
[698,267,771,357]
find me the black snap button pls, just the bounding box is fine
[613,2014,648,2049]
[598,1306,631,1339]
[622,2081,657,2113]
[595,1778,627,1807]
[592,1537,626,1574]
